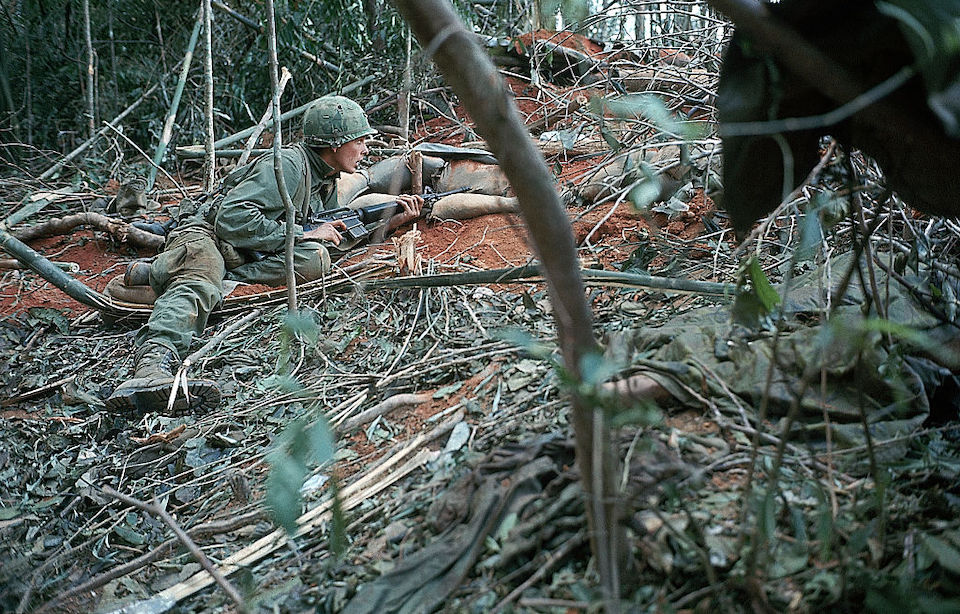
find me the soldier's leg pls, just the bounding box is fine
[107,231,225,414]
[227,241,332,286]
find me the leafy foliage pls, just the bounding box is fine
[265,417,334,534]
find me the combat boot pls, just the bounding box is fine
[106,343,221,414]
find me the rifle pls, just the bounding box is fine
[303,186,473,241]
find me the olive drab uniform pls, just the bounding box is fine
[135,145,340,356]
[106,95,377,415]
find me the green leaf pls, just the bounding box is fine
[0,507,19,521]
[265,454,307,534]
[283,309,320,345]
[627,162,662,211]
[114,525,146,546]
[598,94,693,139]
[261,374,302,394]
[747,257,781,312]
[600,123,622,152]
[922,533,960,575]
[579,351,618,387]
[797,206,822,261]
[266,419,335,535]
[789,504,808,544]
[494,328,554,361]
[432,382,463,399]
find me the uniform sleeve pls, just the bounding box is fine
[214,151,307,252]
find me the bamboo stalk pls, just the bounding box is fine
[39,81,161,181]
[363,264,736,295]
[0,228,106,309]
[400,26,412,141]
[202,0,216,192]
[147,7,203,192]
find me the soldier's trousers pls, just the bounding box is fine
[134,226,331,357]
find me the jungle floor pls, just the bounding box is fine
[3,29,960,614]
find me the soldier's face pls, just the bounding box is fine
[330,137,369,174]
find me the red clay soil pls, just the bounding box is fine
[0,230,148,318]
[0,190,716,318]
[2,26,720,317]
[514,29,605,56]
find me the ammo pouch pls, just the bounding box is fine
[217,239,247,270]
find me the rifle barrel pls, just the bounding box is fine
[355,187,473,224]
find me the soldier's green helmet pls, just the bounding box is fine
[302,96,376,148]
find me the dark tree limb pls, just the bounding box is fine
[391,0,623,605]
[12,212,164,250]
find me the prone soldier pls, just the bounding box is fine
[106,95,423,414]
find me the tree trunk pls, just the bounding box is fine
[391,0,624,608]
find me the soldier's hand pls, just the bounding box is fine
[392,194,425,225]
[304,220,347,245]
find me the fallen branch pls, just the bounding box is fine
[35,509,262,613]
[363,264,737,296]
[101,486,247,613]
[336,392,432,434]
[12,212,165,251]
[0,259,79,273]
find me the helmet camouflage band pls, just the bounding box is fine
[302,95,376,147]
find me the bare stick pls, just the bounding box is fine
[82,0,95,139]
[336,392,432,434]
[101,486,247,612]
[263,0,299,313]
[391,1,621,605]
[202,0,216,191]
[238,66,292,167]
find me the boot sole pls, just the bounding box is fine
[105,378,221,415]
